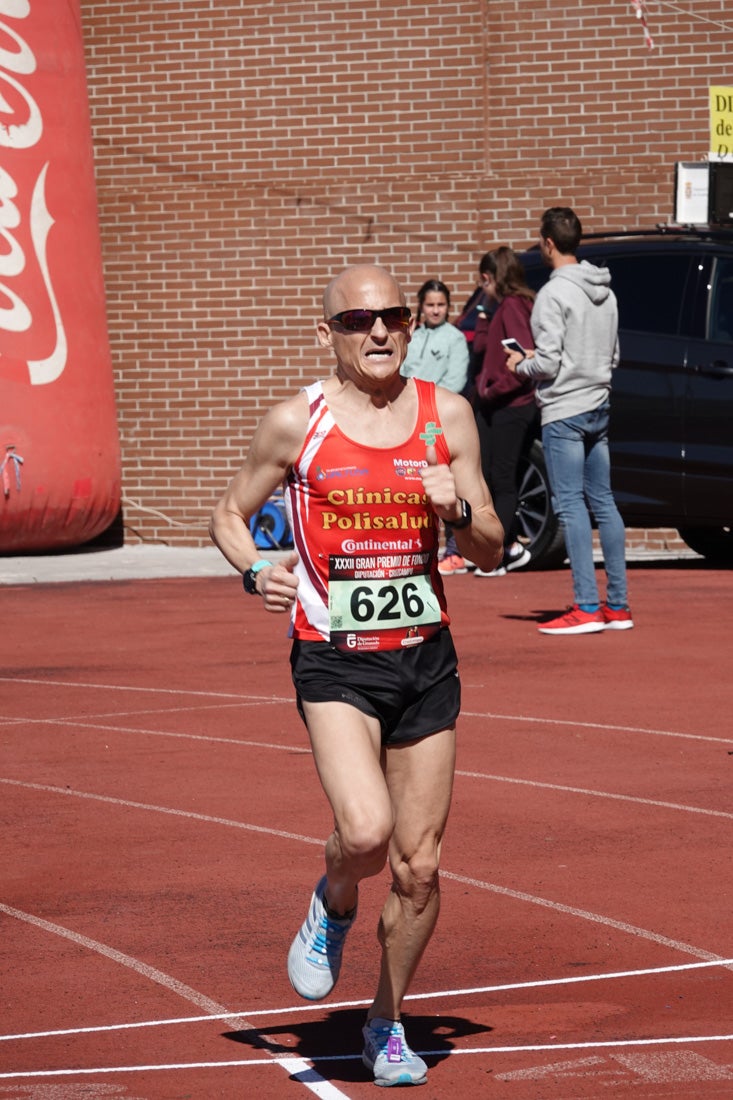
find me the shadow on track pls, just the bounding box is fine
[223,1007,493,1083]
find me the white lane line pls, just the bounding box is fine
[0,699,293,729]
[1,716,309,753]
[461,708,732,746]
[0,778,323,846]
[1,724,729,822]
[442,870,731,966]
[0,675,291,703]
[0,903,349,1098]
[2,1033,732,1082]
[26,700,287,720]
[426,1032,733,1055]
[3,958,732,1043]
[2,718,725,820]
[0,904,246,1027]
[0,1056,350,1085]
[2,778,727,965]
[3,740,728,837]
[0,676,728,744]
[457,769,733,820]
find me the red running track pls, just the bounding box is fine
[1,562,732,1098]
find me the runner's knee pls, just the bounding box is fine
[392,852,440,906]
[337,806,393,866]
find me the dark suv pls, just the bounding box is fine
[511,226,733,567]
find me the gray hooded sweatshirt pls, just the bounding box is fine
[516,260,620,426]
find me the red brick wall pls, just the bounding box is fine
[78,0,729,546]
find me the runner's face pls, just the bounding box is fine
[319,270,414,388]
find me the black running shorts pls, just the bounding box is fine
[290,628,460,746]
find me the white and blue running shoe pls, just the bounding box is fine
[361,1017,428,1087]
[287,876,357,1000]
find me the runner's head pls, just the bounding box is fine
[317,265,414,392]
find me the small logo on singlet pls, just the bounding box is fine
[316,464,369,480]
[393,457,426,480]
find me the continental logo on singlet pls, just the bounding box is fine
[323,486,434,531]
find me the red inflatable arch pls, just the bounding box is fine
[0,0,120,552]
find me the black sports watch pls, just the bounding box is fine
[242,559,273,595]
[451,498,472,530]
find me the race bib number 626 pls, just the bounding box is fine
[330,573,439,633]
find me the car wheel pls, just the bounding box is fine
[515,440,566,569]
[677,526,733,563]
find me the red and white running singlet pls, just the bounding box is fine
[284,378,451,652]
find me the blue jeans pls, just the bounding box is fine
[542,403,628,607]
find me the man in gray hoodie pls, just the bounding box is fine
[507,207,633,635]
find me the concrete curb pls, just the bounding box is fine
[0,544,699,585]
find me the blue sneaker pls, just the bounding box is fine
[361,1017,428,1087]
[287,876,356,1000]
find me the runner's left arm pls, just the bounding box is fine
[420,389,504,573]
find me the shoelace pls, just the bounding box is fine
[369,1024,412,1064]
[308,912,350,961]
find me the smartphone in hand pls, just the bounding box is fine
[501,337,526,356]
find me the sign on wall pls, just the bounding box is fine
[674,163,709,224]
[710,86,733,162]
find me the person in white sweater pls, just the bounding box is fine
[402,279,471,575]
[507,207,633,635]
[401,278,469,392]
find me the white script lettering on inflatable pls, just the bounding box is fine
[0,162,31,330]
[0,2,67,384]
[0,0,41,150]
[0,1,36,74]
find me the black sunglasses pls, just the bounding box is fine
[326,307,412,333]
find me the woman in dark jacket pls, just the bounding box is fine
[473,247,538,577]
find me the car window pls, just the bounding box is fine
[709,258,733,342]
[522,259,548,296]
[602,254,692,336]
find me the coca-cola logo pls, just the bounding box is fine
[1,0,66,385]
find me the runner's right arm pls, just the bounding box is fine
[209,394,307,609]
